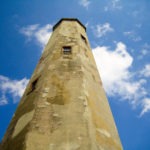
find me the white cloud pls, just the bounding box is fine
[143,43,150,49]
[0,75,29,105]
[141,49,149,56]
[20,24,39,37]
[104,0,122,11]
[92,42,133,96]
[94,23,114,38]
[135,24,142,28]
[123,31,142,42]
[138,43,150,59]
[0,95,8,106]
[92,42,150,115]
[79,0,91,9]
[140,98,150,117]
[133,37,142,42]
[138,49,149,60]
[20,24,52,48]
[85,22,89,28]
[140,64,150,77]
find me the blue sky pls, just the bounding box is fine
[0,0,150,149]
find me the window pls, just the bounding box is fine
[27,78,39,95]
[81,34,87,44]
[63,46,72,55]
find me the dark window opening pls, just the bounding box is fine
[81,34,87,44]
[27,78,39,95]
[63,46,72,55]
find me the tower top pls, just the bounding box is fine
[53,18,86,31]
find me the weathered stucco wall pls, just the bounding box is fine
[0,19,123,150]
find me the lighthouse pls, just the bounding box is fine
[0,18,123,150]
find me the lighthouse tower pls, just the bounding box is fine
[1,18,123,150]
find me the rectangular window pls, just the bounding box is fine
[63,46,72,55]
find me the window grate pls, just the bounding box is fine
[63,46,72,55]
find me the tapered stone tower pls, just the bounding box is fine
[1,18,123,150]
